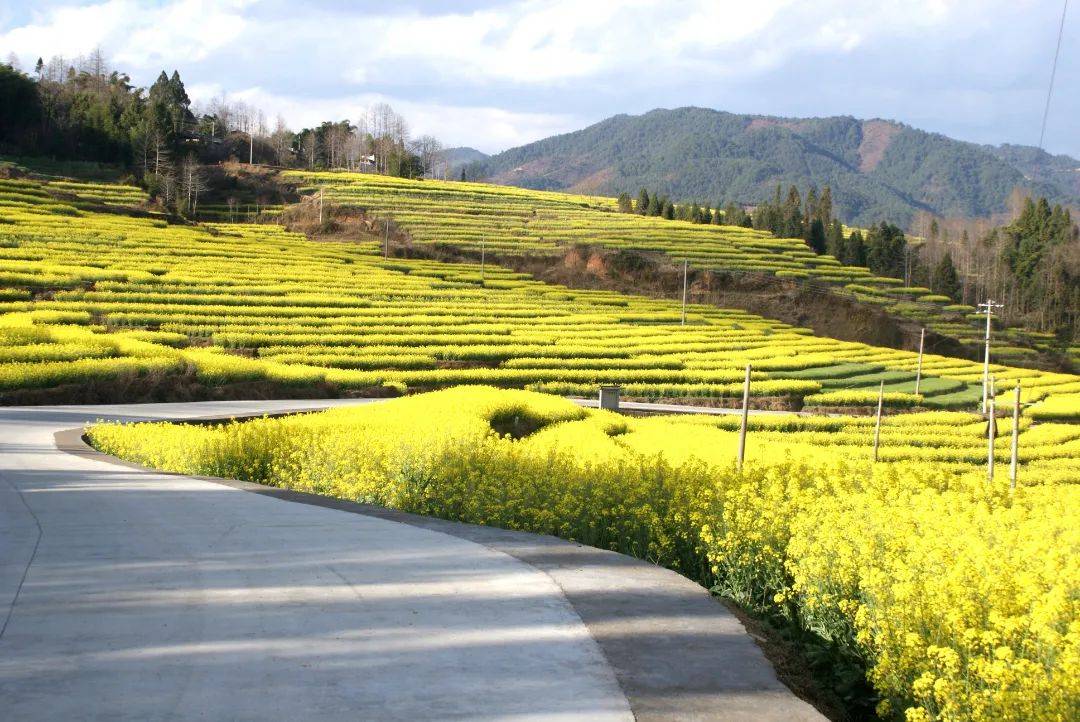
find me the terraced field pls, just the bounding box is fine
[1,171,1078,722]
[284,171,1056,363]
[1,175,1077,417]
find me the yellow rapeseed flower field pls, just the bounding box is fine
[88,387,1080,722]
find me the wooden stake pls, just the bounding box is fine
[737,363,751,471]
[914,327,925,396]
[873,380,884,462]
[987,377,997,484]
[1009,381,1021,490]
[680,259,688,326]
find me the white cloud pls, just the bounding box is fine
[205,85,578,152]
[1,0,1074,155]
[1,0,250,69]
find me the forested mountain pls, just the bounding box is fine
[473,107,1080,227]
[443,147,488,177]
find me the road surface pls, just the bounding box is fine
[0,400,822,721]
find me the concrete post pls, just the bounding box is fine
[599,385,621,412]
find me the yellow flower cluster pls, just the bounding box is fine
[87,387,1080,721]
[2,177,1078,413]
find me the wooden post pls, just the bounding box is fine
[737,363,751,471]
[480,240,486,282]
[987,377,997,484]
[1009,381,1021,491]
[680,259,688,326]
[914,327,925,396]
[873,380,884,462]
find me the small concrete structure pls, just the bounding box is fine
[599,384,622,411]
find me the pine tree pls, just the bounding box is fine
[782,185,803,237]
[846,230,867,266]
[818,185,833,225]
[931,252,961,300]
[804,187,819,229]
[806,218,827,254]
[616,192,633,213]
[662,199,675,220]
[646,193,661,216]
[825,220,844,258]
[637,188,650,215]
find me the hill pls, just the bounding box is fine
[6,172,1080,414]
[286,171,1069,366]
[473,107,1080,227]
[443,146,489,177]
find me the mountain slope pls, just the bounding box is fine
[474,107,1080,227]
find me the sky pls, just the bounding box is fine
[1,0,1077,157]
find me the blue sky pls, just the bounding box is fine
[2,0,1077,157]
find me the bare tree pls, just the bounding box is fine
[301,133,317,169]
[269,115,293,166]
[178,157,208,215]
[412,135,444,178]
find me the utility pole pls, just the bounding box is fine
[914,327,925,396]
[383,220,389,259]
[480,240,486,282]
[680,260,688,326]
[978,300,1004,414]
[318,188,324,226]
[248,131,254,165]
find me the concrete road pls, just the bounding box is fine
[0,400,823,721]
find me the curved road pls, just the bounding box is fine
[0,400,822,721]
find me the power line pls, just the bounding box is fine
[1038,0,1070,150]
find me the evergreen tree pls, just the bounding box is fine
[616,192,633,213]
[846,230,867,266]
[460,168,466,181]
[806,218,827,254]
[931,252,961,299]
[818,185,833,225]
[662,199,675,220]
[804,186,819,229]
[865,222,907,277]
[782,185,803,237]
[646,193,661,216]
[637,188,650,215]
[825,220,845,258]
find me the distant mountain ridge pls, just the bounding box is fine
[468,107,1080,227]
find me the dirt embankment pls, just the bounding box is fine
[397,243,974,359]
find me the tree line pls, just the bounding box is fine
[626,178,1078,341]
[911,196,1079,341]
[0,52,449,211]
